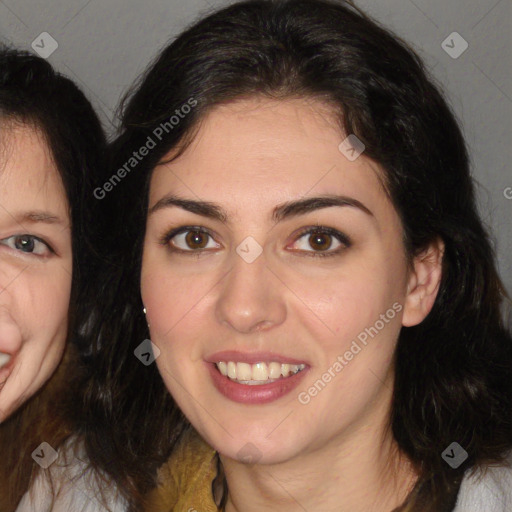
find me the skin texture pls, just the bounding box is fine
[141,97,443,512]
[0,124,72,422]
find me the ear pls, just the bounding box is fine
[402,238,444,327]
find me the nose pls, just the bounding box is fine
[215,249,286,334]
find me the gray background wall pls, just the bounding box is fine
[1,0,510,292]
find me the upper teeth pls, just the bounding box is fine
[216,361,305,382]
[0,352,11,368]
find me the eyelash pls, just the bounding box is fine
[159,225,351,258]
[0,234,55,258]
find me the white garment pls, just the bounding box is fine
[16,438,127,512]
[453,456,512,512]
[16,437,512,512]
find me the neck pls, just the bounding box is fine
[221,380,418,512]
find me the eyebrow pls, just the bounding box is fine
[14,210,67,226]
[148,193,374,224]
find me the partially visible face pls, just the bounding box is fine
[141,97,415,464]
[0,123,72,422]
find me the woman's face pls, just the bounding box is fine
[0,124,72,422]
[141,97,436,464]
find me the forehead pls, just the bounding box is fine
[149,97,391,219]
[0,123,69,217]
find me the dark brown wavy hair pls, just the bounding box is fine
[79,1,512,510]
[0,47,106,511]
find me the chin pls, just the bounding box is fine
[205,426,303,466]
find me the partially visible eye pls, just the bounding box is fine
[0,234,53,256]
[289,227,350,257]
[163,227,221,252]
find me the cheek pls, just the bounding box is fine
[140,256,216,363]
[142,265,203,330]
[140,248,220,330]
[286,262,404,345]
[23,271,72,339]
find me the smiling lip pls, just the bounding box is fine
[205,351,309,404]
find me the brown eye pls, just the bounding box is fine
[165,227,221,252]
[185,230,209,249]
[308,232,333,251]
[289,226,350,257]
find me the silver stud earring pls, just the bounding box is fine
[143,307,150,327]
